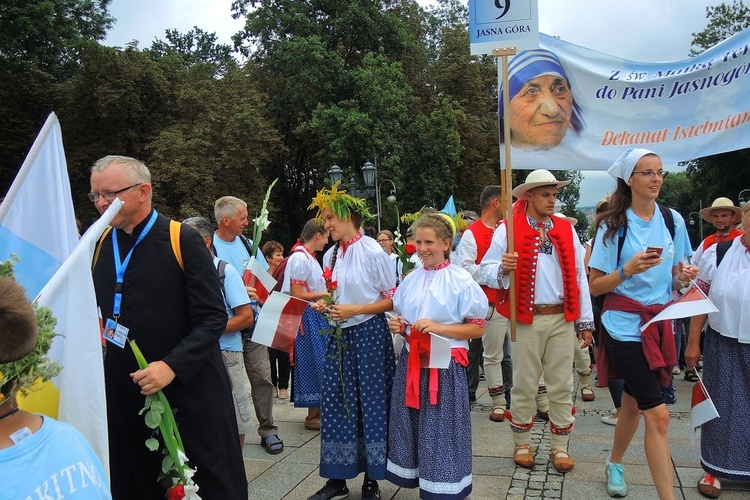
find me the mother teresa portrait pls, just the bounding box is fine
[499,49,584,151]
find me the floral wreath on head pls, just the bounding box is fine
[0,259,62,406]
[309,181,374,221]
[400,211,421,226]
[401,209,467,234]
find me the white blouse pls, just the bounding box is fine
[323,234,397,327]
[393,261,489,350]
[281,246,326,295]
[703,237,750,343]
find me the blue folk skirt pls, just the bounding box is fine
[293,307,329,408]
[386,346,473,500]
[319,314,395,480]
[700,326,750,480]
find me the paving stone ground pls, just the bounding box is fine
[241,367,750,499]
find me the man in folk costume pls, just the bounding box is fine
[454,185,511,421]
[691,197,744,270]
[480,169,594,473]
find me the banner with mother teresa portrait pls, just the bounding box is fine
[501,29,750,170]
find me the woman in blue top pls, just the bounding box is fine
[589,148,697,499]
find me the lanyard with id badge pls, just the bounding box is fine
[104,210,158,348]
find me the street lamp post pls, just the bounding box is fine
[327,164,343,185]
[688,211,704,242]
[328,161,398,230]
[376,179,398,232]
[739,189,750,208]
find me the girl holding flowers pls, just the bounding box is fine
[307,183,397,500]
[386,213,488,500]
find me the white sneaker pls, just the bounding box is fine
[601,414,618,426]
[672,366,681,375]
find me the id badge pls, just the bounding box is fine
[103,318,129,348]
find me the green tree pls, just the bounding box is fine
[231,0,430,234]
[657,171,704,247]
[0,0,114,196]
[427,4,499,211]
[689,0,750,56]
[147,64,285,227]
[0,0,114,80]
[56,44,184,220]
[147,27,237,75]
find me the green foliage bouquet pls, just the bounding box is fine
[0,258,62,406]
[318,266,350,418]
[129,340,200,499]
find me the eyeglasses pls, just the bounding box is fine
[631,170,668,179]
[377,238,392,243]
[87,183,142,203]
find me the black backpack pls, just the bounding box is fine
[715,240,733,266]
[215,259,254,340]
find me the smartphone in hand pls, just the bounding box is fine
[645,246,663,256]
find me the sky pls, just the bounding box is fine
[104,0,720,207]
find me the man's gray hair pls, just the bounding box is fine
[214,196,247,224]
[182,217,215,241]
[90,155,151,184]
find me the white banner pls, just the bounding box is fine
[500,30,750,170]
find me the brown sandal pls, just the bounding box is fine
[581,386,595,401]
[698,474,721,498]
[489,406,506,422]
[513,444,535,468]
[551,449,575,473]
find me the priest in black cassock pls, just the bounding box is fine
[89,155,247,499]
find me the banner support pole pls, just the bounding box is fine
[494,47,517,342]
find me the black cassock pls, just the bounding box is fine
[93,210,247,499]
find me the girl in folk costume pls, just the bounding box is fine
[386,213,488,500]
[280,219,330,432]
[307,183,397,500]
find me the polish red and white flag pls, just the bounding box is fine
[243,257,277,303]
[690,370,719,446]
[640,284,718,332]
[252,292,308,353]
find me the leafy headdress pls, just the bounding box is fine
[309,181,373,221]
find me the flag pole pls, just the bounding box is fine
[494,47,517,342]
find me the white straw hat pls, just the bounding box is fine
[512,169,571,199]
[698,197,742,222]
